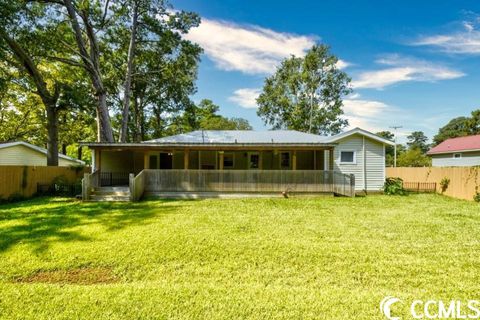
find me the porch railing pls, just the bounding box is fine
[81,170,99,200]
[99,171,130,186]
[142,169,355,197]
[130,170,146,201]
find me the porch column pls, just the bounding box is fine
[313,150,317,170]
[292,150,297,170]
[95,149,101,172]
[144,152,149,170]
[219,151,224,170]
[329,148,334,170]
[198,150,201,169]
[184,150,189,170]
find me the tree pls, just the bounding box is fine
[257,45,351,135]
[406,131,429,153]
[397,148,431,167]
[433,117,470,145]
[0,1,69,165]
[176,99,252,131]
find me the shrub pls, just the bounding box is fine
[440,177,450,193]
[383,177,407,195]
[474,193,480,202]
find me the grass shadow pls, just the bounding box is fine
[0,197,183,253]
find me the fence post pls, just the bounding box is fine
[129,173,135,202]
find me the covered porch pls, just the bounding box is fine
[82,144,355,200]
[91,147,336,180]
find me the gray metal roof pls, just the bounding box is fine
[145,130,330,144]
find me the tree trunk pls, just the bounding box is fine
[63,0,115,143]
[97,92,115,142]
[119,1,139,142]
[77,146,83,160]
[46,105,59,166]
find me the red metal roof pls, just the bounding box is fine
[428,134,480,154]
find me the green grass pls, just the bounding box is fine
[1,194,480,319]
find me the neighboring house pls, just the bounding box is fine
[81,128,393,200]
[0,141,85,167]
[428,135,480,167]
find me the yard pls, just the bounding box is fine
[1,194,480,319]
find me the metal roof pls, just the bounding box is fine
[145,130,330,144]
[427,134,480,155]
[80,128,394,148]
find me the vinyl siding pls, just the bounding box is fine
[333,134,386,191]
[431,151,480,167]
[0,145,80,167]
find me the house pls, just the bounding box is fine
[427,135,480,167]
[0,141,85,167]
[81,128,393,200]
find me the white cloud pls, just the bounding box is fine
[412,19,480,54]
[184,18,349,75]
[229,88,261,108]
[342,98,397,133]
[352,55,464,89]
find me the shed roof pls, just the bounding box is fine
[428,135,480,154]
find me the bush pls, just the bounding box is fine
[383,177,407,195]
[474,193,480,202]
[440,177,450,193]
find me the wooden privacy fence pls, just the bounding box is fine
[141,169,355,197]
[387,167,480,201]
[0,166,90,199]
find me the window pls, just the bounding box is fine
[340,151,356,164]
[249,153,260,169]
[453,153,462,159]
[223,153,234,168]
[280,152,290,169]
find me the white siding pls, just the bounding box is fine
[0,145,80,166]
[333,134,386,191]
[431,152,480,167]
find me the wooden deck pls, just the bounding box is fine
[84,169,355,201]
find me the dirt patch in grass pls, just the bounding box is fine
[14,267,118,285]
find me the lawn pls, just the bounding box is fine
[1,194,480,319]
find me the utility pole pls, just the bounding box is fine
[389,126,402,167]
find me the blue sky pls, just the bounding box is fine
[172,0,480,142]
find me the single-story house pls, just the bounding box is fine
[428,135,480,167]
[81,128,393,200]
[0,141,85,167]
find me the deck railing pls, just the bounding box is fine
[81,170,99,200]
[130,170,146,201]
[142,169,355,197]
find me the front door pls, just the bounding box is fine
[159,152,173,169]
[248,152,260,169]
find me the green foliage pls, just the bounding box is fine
[257,45,351,135]
[173,99,252,132]
[433,110,480,146]
[440,177,450,193]
[397,147,432,167]
[474,192,480,202]
[383,177,407,195]
[406,131,430,153]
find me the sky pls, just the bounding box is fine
[171,0,480,142]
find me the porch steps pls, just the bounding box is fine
[89,186,131,202]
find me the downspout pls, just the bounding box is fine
[363,136,367,192]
